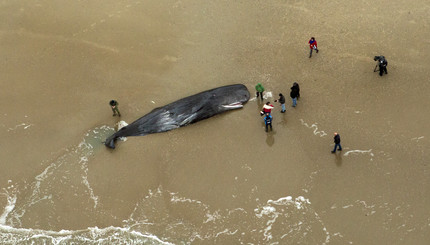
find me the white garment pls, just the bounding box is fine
[263,104,274,110]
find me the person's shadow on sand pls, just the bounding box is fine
[266,131,275,146]
[257,98,263,112]
[335,152,343,167]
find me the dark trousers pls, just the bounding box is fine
[309,48,319,57]
[379,66,387,76]
[256,92,263,100]
[332,143,342,153]
[265,123,272,132]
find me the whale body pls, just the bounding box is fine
[105,84,250,149]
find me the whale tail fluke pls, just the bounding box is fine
[104,135,117,149]
[105,121,129,149]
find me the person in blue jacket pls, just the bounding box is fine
[264,113,273,132]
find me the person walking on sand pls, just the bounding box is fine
[255,83,265,101]
[109,100,121,117]
[290,85,299,107]
[263,113,273,132]
[261,102,274,115]
[274,93,286,113]
[308,37,319,58]
[331,132,342,153]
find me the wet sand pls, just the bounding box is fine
[1,0,429,244]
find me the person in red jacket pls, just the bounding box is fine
[260,102,274,116]
[308,37,319,58]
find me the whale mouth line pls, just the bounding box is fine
[222,102,243,108]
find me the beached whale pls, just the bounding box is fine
[104,84,250,149]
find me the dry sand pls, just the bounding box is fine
[1,0,429,244]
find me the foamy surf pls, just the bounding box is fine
[344,149,374,160]
[121,187,350,244]
[0,188,16,225]
[0,224,173,244]
[300,119,327,137]
[0,126,173,244]
[2,126,114,227]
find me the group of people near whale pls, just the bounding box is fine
[256,82,300,132]
[105,37,387,153]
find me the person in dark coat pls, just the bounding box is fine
[378,58,388,76]
[331,132,342,153]
[374,56,388,76]
[293,82,300,99]
[290,85,299,107]
[275,93,286,113]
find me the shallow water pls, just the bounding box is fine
[1,0,429,244]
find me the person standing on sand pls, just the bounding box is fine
[293,82,300,99]
[263,113,273,132]
[379,57,388,76]
[109,100,121,117]
[255,83,265,101]
[290,85,299,107]
[261,102,274,115]
[308,37,319,58]
[331,132,342,153]
[274,93,286,113]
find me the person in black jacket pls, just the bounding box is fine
[331,132,342,153]
[274,93,286,113]
[293,82,300,99]
[374,56,388,76]
[379,58,388,76]
[290,84,299,107]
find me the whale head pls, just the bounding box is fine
[216,84,250,110]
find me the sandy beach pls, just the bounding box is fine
[1,0,429,244]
